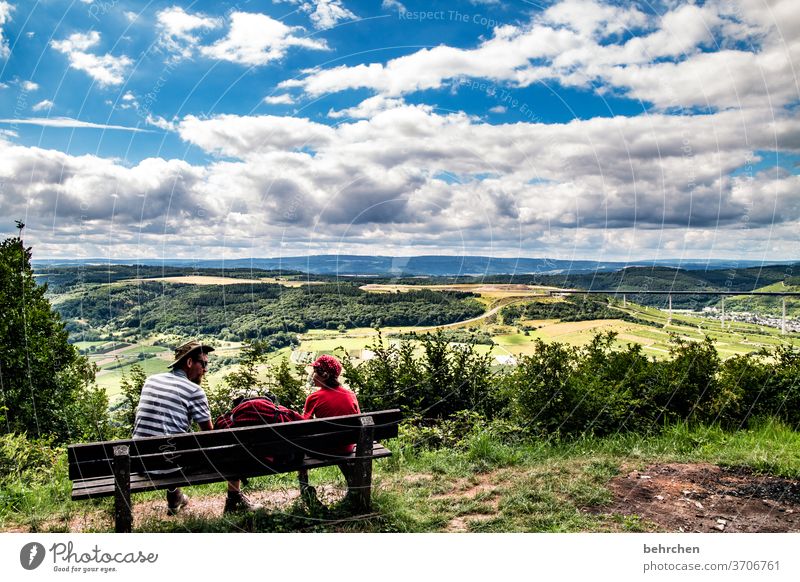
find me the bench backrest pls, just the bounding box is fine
[68,410,401,481]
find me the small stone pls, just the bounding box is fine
[655,495,664,501]
[716,519,727,525]
[678,527,684,532]
[694,501,704,509]
[714,524,725,531]
[786,509,794,514]
[640,475,651,480]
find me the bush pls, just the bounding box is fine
[342,330,506,419]
[0,433,61,485]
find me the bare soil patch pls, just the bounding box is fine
[597,463,800,532]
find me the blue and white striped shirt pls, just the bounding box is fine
[132,369,211,438]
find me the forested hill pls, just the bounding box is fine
[33,255,786,277]
[460,265,798,292]
[34,264,304,292]
[54,281,485,342]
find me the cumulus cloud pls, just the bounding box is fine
[200,11,327,66]
[50,31,132,87]
[264,94,295,105]
[283,0,800,111]
[327,95,409,119]
[156,6,221,61]
[5,102,798,259]
[177,114,336,157]
[0,140,205,234]
[275,0,357,30]
[172,106,800,240]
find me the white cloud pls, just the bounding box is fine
[51,31,132,87]
[488,105,506,114]
[327,95,409,119]
[0,1,12,59]
[200,12,328,65]
[31,100,53,112]
[0,117,148,131]
[177,114,336,157]
[117,91,138,110]
[156,6,221,61]
[264,94,295,105]
[381,0,406,13]
[145,114,176,131]
[171,106,800,244]
[284,0,800,112]
[5,102,798,259]
[275,0,357,30]
[21,80,38,92]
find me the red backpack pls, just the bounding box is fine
[214,396,304,430]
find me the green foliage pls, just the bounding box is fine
[271,358,306,410]
[0,234,98,442]
[390,329,495,345]
[109,364,146,437]
[0,433,61,484]
[342,330,505,419]
[211,342,307,418]
[501,296,649,325]
[713,346,800,427]
[658,335,721,422]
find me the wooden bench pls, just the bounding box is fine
[67,409,401,532]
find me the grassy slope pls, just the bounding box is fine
[4,420,797,533]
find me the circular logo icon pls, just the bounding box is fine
[20,542,46,570]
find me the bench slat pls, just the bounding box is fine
[68,410,401,473]
[69,422,399,480]
[71,443,391,500]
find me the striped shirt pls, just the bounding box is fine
[132,369,211,438]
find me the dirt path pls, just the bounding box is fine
[597,463,800,532]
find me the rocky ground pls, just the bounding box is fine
[600,463,800,532]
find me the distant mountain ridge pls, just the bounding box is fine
[31,255,791,277]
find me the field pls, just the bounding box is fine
[62,278,800,399]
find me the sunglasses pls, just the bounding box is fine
[197,359,208,370]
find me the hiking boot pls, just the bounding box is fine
[224,490,257,514]
[167,489,189,516]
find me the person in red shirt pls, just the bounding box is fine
[299,355,360,505]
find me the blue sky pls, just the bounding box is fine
[0,0,798,262]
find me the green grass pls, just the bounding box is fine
[95,357,173,395]
[2,420,797,532]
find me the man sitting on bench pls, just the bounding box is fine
[133,340,254,515]
[298,355,361,505]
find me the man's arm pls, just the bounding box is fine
[198,420,213,431]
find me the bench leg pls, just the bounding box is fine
[351,416,375,512]
[113,445,133,533]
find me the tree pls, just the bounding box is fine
[272,358,306,410]
[0,230,98,441]
[110,363,146,435]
